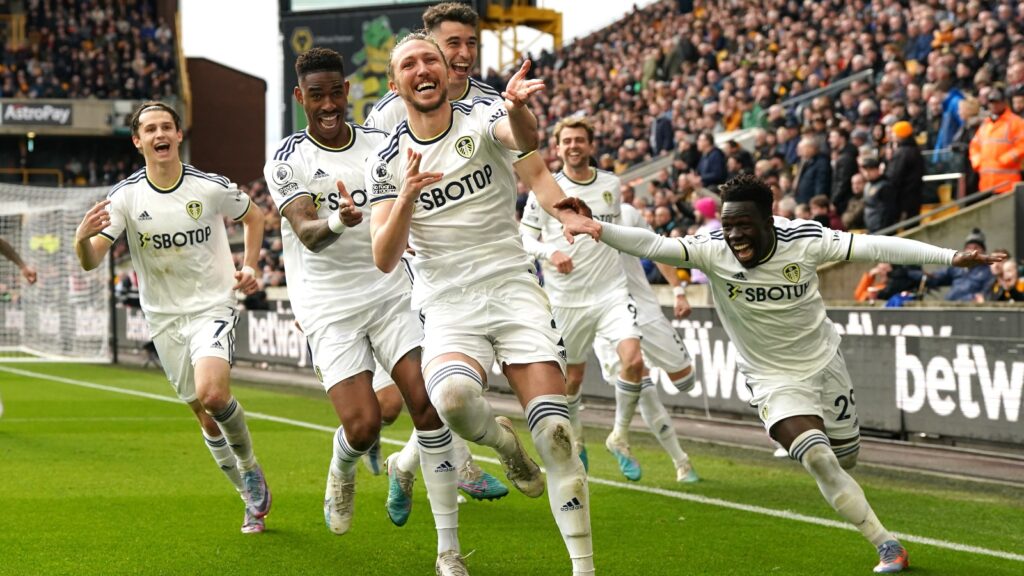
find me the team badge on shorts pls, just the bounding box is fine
[782,263,801,283]
[455,136,475,159]
[186,200,203,220]
[314,365,324,383]
[761,403,770,421]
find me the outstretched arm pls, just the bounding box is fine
[514,153,600,243]
[843,233,1002,268]
[0,237,36,284]
[562,214,696,269]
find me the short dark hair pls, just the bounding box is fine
[720,174,773,218]
[295,47,345,80]
[130,101,180,137]
[830,127,849,141]
[423,2,479,30]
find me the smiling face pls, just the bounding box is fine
[390,38,449,114]
[721,200,775,268]
[432,20,477,89]
[296,70,349,145]
[132,109,182,164]
[557,126,593,172]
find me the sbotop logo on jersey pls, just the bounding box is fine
[137,226,213,250]
[186,200,203,220]
[726,281,811,302]
[455,136,475,159]
[418,164,494,210]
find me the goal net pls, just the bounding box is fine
[0,183,111,362]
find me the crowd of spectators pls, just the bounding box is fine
[496,0,1024,249]
[2,0,176,100]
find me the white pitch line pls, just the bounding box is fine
[3,365,1022,564]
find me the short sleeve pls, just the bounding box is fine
[98,187,126,243]
[219,182,252,222]
[518,192,548,234]
[366,152,399,205]
[264,157,311,214]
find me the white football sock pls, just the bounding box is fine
[527,395,593,576]
[202,431,244,494]
[612,377,642,438]
[566,390,584,444]
[450,433,473,470]
[331,426,365,479]
[416,426,460,554]
[209,397,256,470]
[395,430,421,476]
[638,379,688,466]
[790,429,892,547]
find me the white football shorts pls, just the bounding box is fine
[747,350,860,442]
[150,306,237,403]
[420,271,566,375]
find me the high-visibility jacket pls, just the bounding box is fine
[969,109,1024,193]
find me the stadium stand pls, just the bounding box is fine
[516,0,1024,239]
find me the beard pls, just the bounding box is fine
[409,90,447,114]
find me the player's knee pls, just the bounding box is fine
[832,437,860,470]
[198,389,231,414]
[425,361,484,426]
[343,417,381,452]
[801,442,843,480]
[531,414,576,470]
[671,367,695,393]
[621,350,644,380]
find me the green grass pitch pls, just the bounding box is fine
[0,363,1022,575]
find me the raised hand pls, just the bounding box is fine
[952,249,1006,267]
[502,59,545,111]
[400,149,443,202]
[76,199,111,241]
[335,180,363,228]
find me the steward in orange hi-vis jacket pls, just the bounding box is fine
[970,88,1024,194]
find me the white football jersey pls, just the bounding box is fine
[616,203,663,325]
[365,78,501,132]
[100,164,250,328]
[265,125,409,334]
[669,217,863,380]
[367,98,527,309]
[520,168,628,308]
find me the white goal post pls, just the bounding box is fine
[0,183,112,362]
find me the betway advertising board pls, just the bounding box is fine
[115,306,1024,444]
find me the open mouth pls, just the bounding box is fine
[318,113,340,131]
[154,142,171,153]
[416,81,438,93]
[450,62,470,77]
[731,241,754,261]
